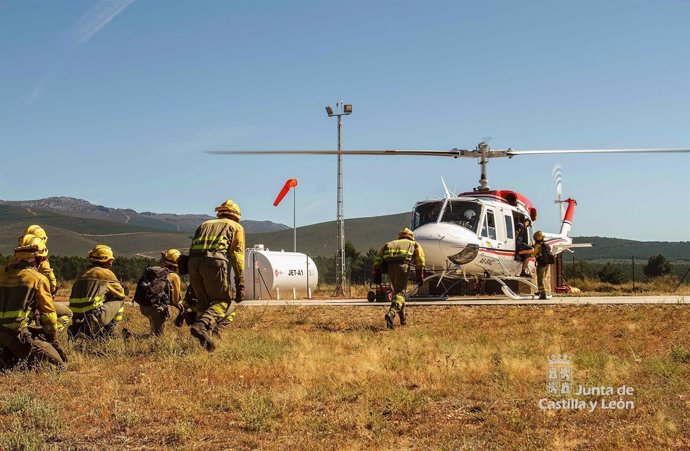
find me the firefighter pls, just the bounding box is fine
[0,235,66,368]
[23,226,57,294]
[187,200,245,351]
[136,249,183,336]
[532,230,550,300]
[21,226,73,331]
[68,245,126,339]
[515,218,533,277]
[375,228,426,329]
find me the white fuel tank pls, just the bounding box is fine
[239,244,318,300]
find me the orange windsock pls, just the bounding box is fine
[273,178,298,206]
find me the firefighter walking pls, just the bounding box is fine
[0,235,66,368]
[375,228,426,329]
[68,245,126,338]
[22,225,73,331]
[187,200,245,351]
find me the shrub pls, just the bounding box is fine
[597,262,625,285]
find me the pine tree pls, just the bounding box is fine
[643,254,672,279]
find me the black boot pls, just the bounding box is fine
[399,312,407,326]
[385,315,394,330]
[191,324,217,352]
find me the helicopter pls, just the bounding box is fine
[406,176,585,299]
[208,142,690,300]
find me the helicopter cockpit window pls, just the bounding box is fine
[439,201,481,232]
[411,201,443,230]
[481,209,497,240]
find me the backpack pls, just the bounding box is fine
[537,243,556,266]
[134,266,173,307]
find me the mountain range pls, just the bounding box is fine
[3,197,287,234]
[1,197,688,261]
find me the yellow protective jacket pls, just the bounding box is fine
[168,272,182,307]
[189,218,245,279]
[0,261,58,334]
[69,266,126,316]
[38,259,58,295]
[377,238,426,271]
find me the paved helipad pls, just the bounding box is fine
[242,295,688,307]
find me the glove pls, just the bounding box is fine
[417,268,425,287]
[174,310,186,327]
[184,286,197,308]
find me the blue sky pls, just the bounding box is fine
[1,0,689,241]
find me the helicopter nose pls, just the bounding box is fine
[413,223,481,269]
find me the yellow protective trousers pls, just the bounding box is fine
[385,262,409,325]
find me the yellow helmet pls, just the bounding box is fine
[14,234,48,259]
[215,199,241,219]
[533,230,544,241]
[88,244,115,263]
[161,249,181,266]
[398,227,414,240]
[25,225,48,243]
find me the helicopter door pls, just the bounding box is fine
[504,212,515,252]
[480,208,500,249]
[493,208,507,249]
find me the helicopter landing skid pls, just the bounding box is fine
[406,273,474,301]
[488,275,551,300]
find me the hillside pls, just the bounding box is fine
[3,201,689,261]
[246,212,413,256]
[0,204,189,257]
[2,197,288,234]
[567,236,690,262]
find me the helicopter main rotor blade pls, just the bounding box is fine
[505,148,690,156]
[207,147,690,159]
[206,149,473,157]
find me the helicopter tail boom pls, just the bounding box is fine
[558,198,577,237]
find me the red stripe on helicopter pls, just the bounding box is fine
[563,198,577,223]
[458,190,536,219]
[478,238,567,257]
[478,248,516,257]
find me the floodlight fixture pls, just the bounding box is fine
[343,104,353,114]
[325,106,334,116]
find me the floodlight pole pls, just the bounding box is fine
[293,185,296,252]
[327,101,352,297]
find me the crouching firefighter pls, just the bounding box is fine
[0,235,67,369]
[375,228,426,329]
[21,227,73,331]
[68,245,126,339]
[187,199,245,351]
[134,249,183,336]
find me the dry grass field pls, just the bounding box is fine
[1,300,688,450]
